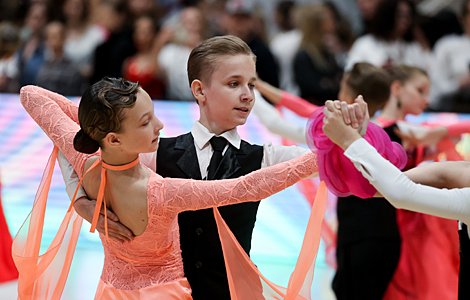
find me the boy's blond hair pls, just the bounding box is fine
[187,35,256,87]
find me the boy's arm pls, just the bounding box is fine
[57,151,134,242]
[262,143,317,178]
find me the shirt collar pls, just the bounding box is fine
[191,121,241,150]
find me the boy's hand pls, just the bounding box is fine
[323,100,362,150]
[329,95,369,136]
[74,197,134,243]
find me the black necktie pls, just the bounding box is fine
[207,136,227,180]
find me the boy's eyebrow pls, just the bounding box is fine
[227,75,257,81]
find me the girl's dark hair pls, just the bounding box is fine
[370,0,416,42]
[386,64,428,83]
[345,62,392,115]
[74,77,140,154]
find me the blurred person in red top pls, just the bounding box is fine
[123,15,167,99]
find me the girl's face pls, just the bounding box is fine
[115,88,164,155]
[398,74,430,116]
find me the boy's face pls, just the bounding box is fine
[198,54,256,135]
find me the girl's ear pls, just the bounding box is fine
[191,79,206,104]
[390,80,402,97]
[103,132,122,148]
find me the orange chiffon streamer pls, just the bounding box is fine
[215,181,328,300]
[12,146,83,300]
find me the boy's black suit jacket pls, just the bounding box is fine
[156,132,263,300]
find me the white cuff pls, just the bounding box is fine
[58,150,87,201]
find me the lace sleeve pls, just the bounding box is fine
[20,86,88,174]
[160,152,317,217]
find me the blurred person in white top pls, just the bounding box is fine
[62,0,107,79]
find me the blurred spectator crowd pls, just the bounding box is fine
[0,0,469,111]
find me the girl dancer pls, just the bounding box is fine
[16,79,318,299]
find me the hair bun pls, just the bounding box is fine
[74,129,100,154]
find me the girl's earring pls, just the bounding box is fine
[396,97,402,109]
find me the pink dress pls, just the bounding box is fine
[15,86,319,299]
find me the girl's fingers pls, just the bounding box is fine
[341,102,351,125]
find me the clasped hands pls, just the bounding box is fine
[322,96,369,150]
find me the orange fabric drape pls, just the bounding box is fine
[215,181,328,299]
[12,146,83,300]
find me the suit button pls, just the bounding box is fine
[195,261,203,268]
[196,228,203,235]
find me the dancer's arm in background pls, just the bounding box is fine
[322,99,470,225]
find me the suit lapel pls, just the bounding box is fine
[175,133,202,180]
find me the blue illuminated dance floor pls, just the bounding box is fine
[0,93,336,299]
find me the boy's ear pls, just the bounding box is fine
[104,132,122,148]
[390,80,402,97]
[191,79,206,103]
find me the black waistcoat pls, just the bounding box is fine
[156,133,263,300]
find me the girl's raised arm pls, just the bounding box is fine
[20,86,90,173]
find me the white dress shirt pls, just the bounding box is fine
[58,122,313,201]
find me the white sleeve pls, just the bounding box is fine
[58,150,87,201]
[262,142,317,178]
[252,90,307,144]
[344,138,470,224]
